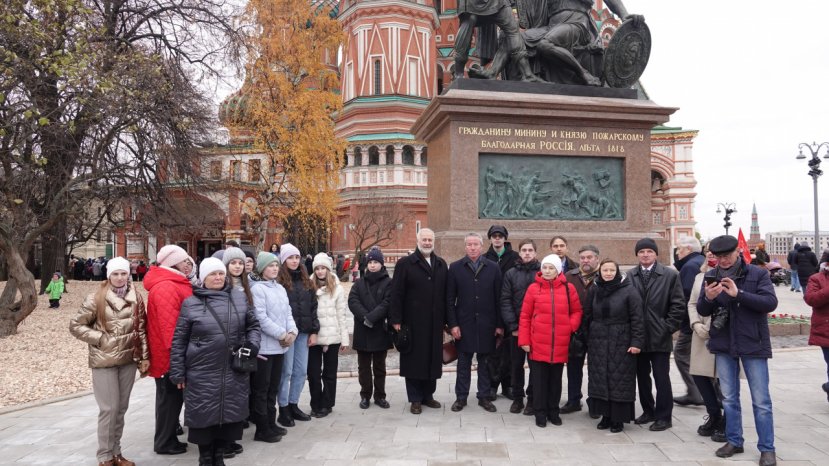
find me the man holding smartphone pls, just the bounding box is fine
[697,235,778,466]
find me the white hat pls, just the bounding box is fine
[106,257,131,278]
[541,254,562,273]
[279,243,301,264]
[312,252,333,271]
[199,257,226,283]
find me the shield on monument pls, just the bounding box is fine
[603,18,651,88]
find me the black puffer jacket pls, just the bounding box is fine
[585,277,644,403]
[348,268,393,352]
[484,243,519,275]
[285,268,319,334]
[169,285,261,428]
[795,245,819,285]
[499,260,540,333]
[626,263,686,352]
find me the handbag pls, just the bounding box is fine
[442,339,458,365]
[392,324,412,354]
[562,281,587,359]
[203,298,257,373]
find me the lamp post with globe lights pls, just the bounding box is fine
[796,142,829,250]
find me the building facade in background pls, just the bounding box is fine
[102,0,699,265]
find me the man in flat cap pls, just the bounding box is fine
[697,235,778,466]
[627,238,686,431]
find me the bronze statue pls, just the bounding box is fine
[465,0,649,88]
[453,0,540,82]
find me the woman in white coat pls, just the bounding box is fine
[307,253,349,417]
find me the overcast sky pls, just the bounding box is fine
[624,0,829,241]
[214,2,829,241]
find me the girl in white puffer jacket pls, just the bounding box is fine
[307,252,350,417]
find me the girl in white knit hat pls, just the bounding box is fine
[307,252,349,417]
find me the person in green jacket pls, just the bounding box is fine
[45,273,65,308]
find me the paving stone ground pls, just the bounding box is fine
[1,345,828,465]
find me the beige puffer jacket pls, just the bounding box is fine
[314,278,350,347]
[70,286,149,369]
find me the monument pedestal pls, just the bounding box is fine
[411,80,677,263]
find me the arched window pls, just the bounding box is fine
[373,60,382,95]
[385,145,395,165]
[354,147,363,166]
[420,147,428,166]
[368,146,380,165]
[402,145,415,165]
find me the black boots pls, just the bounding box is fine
[198,444,212,466]
[269,409,288,436]
[289,403,312,421]
[277,406,295,427]
[254,415,282,443]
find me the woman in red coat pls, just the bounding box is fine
[519,254,583,427]
[806,265,829,400]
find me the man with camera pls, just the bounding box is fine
[697,235,778,466]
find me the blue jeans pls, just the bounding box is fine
[715,354,775,452]
[791,270,801,291]
[278,332,309,407]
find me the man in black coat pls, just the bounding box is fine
[499,239,540,415]
[627,238,686,432]
[794,242,819,298]
[673,236,705,406]
[389,228,449,415]
[550,236,575,274]
[483,224,519,400]
[447,232,503,412]
[561,244,601,414]
[788,243,802,292]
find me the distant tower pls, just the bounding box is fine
[749,203,762,247]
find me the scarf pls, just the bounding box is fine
[595,271,625,318]
[112,283,129,299]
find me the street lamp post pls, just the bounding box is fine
[716,202,737,235]
[797,142,829,251]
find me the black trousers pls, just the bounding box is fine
[636,351,673,422]
[693,374,723,418]
[509,335,532,399]
[456,351,491,400]
[357,350,387,401]
[252,354,284,423]
[154,374,184,452]
[565,348,587,404]
[530,361,563,416]
[489,337,512,394]
[405,378,437,403]
[307,344,340,410]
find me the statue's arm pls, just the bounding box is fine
[604,0,631,20]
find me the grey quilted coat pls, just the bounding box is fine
[169,284,261,428]
[585,277,645,403]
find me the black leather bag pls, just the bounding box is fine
[203,299,257,373]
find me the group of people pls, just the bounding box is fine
[67,226,798,466]
[69,240,394,466]
[391,227,780,466]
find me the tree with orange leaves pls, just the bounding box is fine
[240,0,346,248]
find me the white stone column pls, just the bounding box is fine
[414,146,422,166]
[394,145,403,165]
[360,146,369,166]
[346,148,354,167]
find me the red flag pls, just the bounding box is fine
[737,229,751,264]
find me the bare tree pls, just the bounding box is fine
[348,196,412,260]
[0,0,243,336]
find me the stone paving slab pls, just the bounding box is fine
[1,346,828,465]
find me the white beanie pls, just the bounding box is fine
[157,245,189,268]
[199,257,226,283]
[279,243,301,265]
[312,252,333,271]
[541,254,562,273]
[222,247,246,267]
[106,257,131,278]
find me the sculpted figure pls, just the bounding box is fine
[469,0,644,86]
